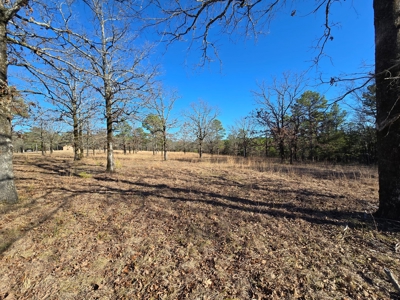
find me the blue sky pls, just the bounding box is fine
[11,0,374,134]
[156,0,374,129]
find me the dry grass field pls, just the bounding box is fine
[1,151,399,299]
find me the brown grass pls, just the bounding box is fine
[0,151,399,300]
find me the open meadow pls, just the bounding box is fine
[1,151,400,299]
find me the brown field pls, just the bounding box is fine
[0,151,399,299]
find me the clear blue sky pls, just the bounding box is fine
[156,0,374,129]
[11,0,374,133]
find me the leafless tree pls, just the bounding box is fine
[28,106,64,155]
[0,0,96,202]
[19,54,97,161]
[183,99,219,159]
[176,121,195,154]
[146,87,179,161]
[59,0,158,172]
[229,117,257,158]
[150,0,344,66]
[253,72,305,163]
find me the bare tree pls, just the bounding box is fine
[183,99,219,159]
[27,106,64,155]
[81,112,103,157]
[20,55,97,161]
[253,72,305,163]
[61,0,157,172]
[146,88,179,160]
[150,0,344,66]
[229,117,257,158]
[176,121,195,154]
[1,0,97,202]
[45,117,64,155]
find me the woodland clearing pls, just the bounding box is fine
[0,151,399,299]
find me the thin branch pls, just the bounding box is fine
[384,268,400,294]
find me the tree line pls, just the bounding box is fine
[15,81,377,167]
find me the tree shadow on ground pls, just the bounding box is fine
[20,157,390,233]
[17,156,104,177]
[0,191,73,255]
[1,156,105,255]
[50,174,395,233]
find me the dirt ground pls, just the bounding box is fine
[1,151,399,300]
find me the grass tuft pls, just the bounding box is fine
[78,171,92,179]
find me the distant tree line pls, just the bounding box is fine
[15,82,376,166]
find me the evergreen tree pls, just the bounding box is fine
[142,114,163,155]
[115,121,133,155]
[205,119,225,155]
[293,91,328,161]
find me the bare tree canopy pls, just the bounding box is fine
[150,0,344,65]
[253,72,306,162]
[183,99,220,158]
[146,87,179,160]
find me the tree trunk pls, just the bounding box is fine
[264,136,269,157]
[199,139,203,158]
[152,135,156,155]
[73,111,80,160]
[0,21,18,203]
[41,130,45,156]
[279,139,285,163]
[163,143,168,161]
[374,0,400,219]
[86,129,90,157]
[106,99,115,172]
[79,126,84,159]
[163,129,167,161]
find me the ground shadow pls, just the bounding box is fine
[16,156,389,232]
[49,174,393,233]
[0,191,73,255]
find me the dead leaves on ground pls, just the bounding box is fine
[0,152,399,299]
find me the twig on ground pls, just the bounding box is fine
[384,268,400,293]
